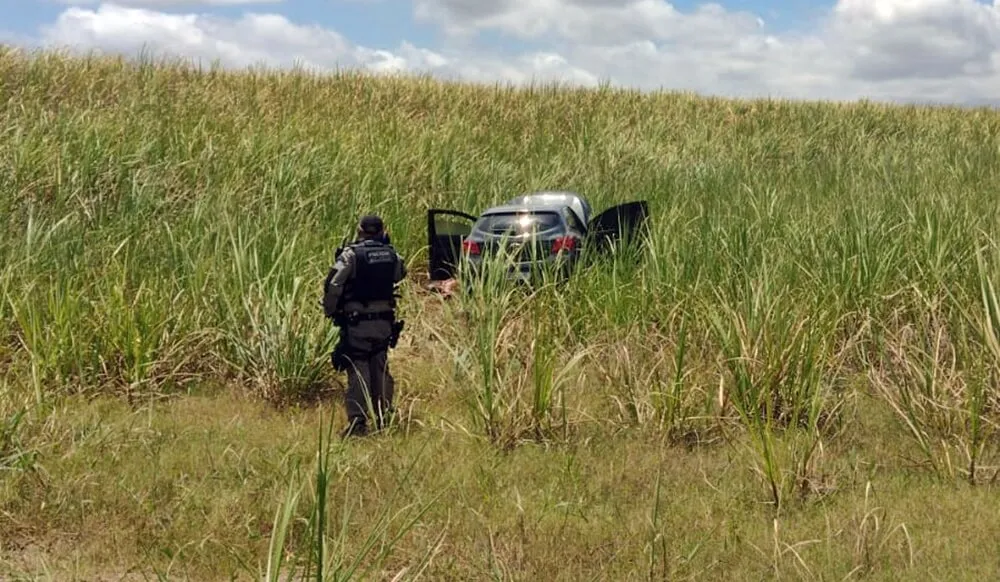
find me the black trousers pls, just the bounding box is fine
[343,348,394,428]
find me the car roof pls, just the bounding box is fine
[481,191,591,225]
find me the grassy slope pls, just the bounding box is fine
[3,47,1000,579]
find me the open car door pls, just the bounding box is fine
[427,208,477,280]
[586,200,650,254]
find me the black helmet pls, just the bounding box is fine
[359,214,384,234]
[359,215,390,244]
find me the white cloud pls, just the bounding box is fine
[27,1,1000,104]
[38,4,600,86]
[831,0,1000,82]
[414,0,766,46]
[42,6,405,72]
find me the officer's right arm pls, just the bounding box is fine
[394,252,407,284]
[322,248,355,318]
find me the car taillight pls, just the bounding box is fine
[462,239,480,255]
[551,236,576,254]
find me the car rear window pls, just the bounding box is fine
[474,212,562,236]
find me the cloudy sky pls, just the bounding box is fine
[3,0,1000,104]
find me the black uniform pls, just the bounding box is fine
[323,235,407,435]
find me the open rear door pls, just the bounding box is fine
[586,200,649,254]
[428,209,477,280]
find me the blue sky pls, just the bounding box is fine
[3,1,1000,104]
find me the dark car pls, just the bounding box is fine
[426,191,649,283]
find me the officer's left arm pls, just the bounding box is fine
[322,249,355,318]
[322,266,336,297]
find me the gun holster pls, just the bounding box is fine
[331,325,350,371]
[331,345,350,372]
[390,320,405,349]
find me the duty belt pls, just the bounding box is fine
[344,311,395,323]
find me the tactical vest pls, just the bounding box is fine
[343,240,398,305]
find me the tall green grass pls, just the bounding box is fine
[4,46,1000,507]
[262,411,442,580]
[8,46,1000,579]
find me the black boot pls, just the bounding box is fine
[342,417,368,438]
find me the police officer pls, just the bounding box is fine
[322,215,407,437]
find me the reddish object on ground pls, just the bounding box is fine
[427,278,459,298]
